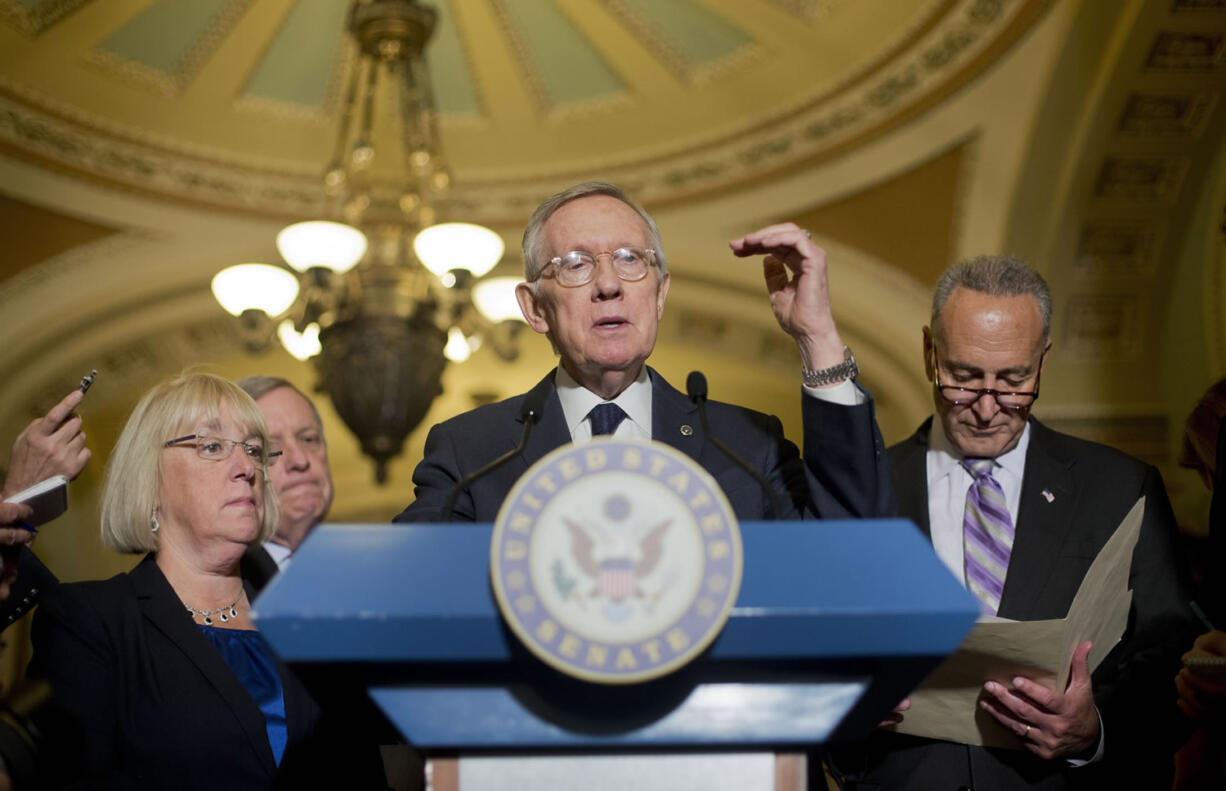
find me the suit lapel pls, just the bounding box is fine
[890,420,933,539]
[240,544,280,594]
[648,368,703,463]
[132,556,277,774]
[999,419,1076,619]
[519,370,569,469]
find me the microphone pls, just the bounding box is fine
[441,392,544,523]
[686,371,784,520]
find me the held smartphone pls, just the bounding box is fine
[4,475,69,527]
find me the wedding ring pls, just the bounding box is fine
[803,229,812,239]
[1023,724,1031,737]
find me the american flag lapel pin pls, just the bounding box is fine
[1041,489,1055,503]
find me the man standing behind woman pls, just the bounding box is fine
[27,373,383,789]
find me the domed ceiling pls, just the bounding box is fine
[0,0,1047,219]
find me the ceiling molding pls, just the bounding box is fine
[0,0,1050,221]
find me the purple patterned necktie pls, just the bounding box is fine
[588,403,627,436]
[962,458,1015,615]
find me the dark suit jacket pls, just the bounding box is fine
[0,549,56,629]
[1,544,280,635]
[830,417,1198,791]
[240,543,282,593]
[394,367,890,523]
[28,554,385,790]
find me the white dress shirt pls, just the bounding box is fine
[262,540,293,570]
[555,367,863,442]
[555,366,653,442]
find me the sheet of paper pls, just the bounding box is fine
[892,497,1146,749]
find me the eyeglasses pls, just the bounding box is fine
[931,347,1043,413]
[536,247,657,287]
[163,434,281,467]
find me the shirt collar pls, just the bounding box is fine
[927,415,1031,482]
[555,365,652,436]
[262,540,293,569]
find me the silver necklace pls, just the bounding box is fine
[184,592,243,626]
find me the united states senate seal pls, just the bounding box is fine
[490,437,743,684]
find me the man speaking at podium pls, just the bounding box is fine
[395,181,890,524]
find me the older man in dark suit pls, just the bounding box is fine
[235,377,335,590]
[396,181,890,524]
[828,256,1198,790]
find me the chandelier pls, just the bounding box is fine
[211,0,523,483]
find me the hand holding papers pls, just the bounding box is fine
[892,497,1146,751]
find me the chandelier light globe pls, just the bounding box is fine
[211,264,300,317]
[443,326,474,363]
[276,221,368,273]
[277,320,323,361]
[413,222,504,278]
[471,277,527,323]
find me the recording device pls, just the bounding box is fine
[441,392,545,523]
[686,371,784,519]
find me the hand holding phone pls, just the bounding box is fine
[1,373,94,499]
[3,475,68,528]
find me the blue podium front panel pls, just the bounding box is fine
[254,520,976,748]
[369,681,866,748]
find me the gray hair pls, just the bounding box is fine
[236,375,324,432]
[520,181,669,283]
[932,255,1052,340]
[101,373,278,553]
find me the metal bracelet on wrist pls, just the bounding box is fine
[802,346,859,388]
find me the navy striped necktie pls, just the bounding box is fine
[588,403,627,436]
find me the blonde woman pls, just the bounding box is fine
[29,373,383,789]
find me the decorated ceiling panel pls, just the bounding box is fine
[613,0,751,73]
[495,0,627,109]
[429,0,481,117]
[0,0,1050,217]
[242,0,347,109]
[99,0,231,74]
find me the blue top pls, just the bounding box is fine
[199,625,288,766]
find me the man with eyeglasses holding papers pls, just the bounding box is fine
[396,180,891,524]
[827,256,1198,790]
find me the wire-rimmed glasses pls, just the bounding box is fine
[931,347,1043,412]
[536,247,657,287]
[163,434,282,467]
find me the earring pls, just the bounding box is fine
[151,509,160,533]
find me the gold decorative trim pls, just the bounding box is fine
[763,0,837,20]
[1062,294,1141,361]
[0,0,92,38]
[0,0,1050,221]
[1074,221,1163,279]
[1118,91,1216,137]
[1093,156,1188,203]
[1144,30,1226,70]
[0,93,324,217]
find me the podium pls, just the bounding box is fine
[254,520,976,788]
